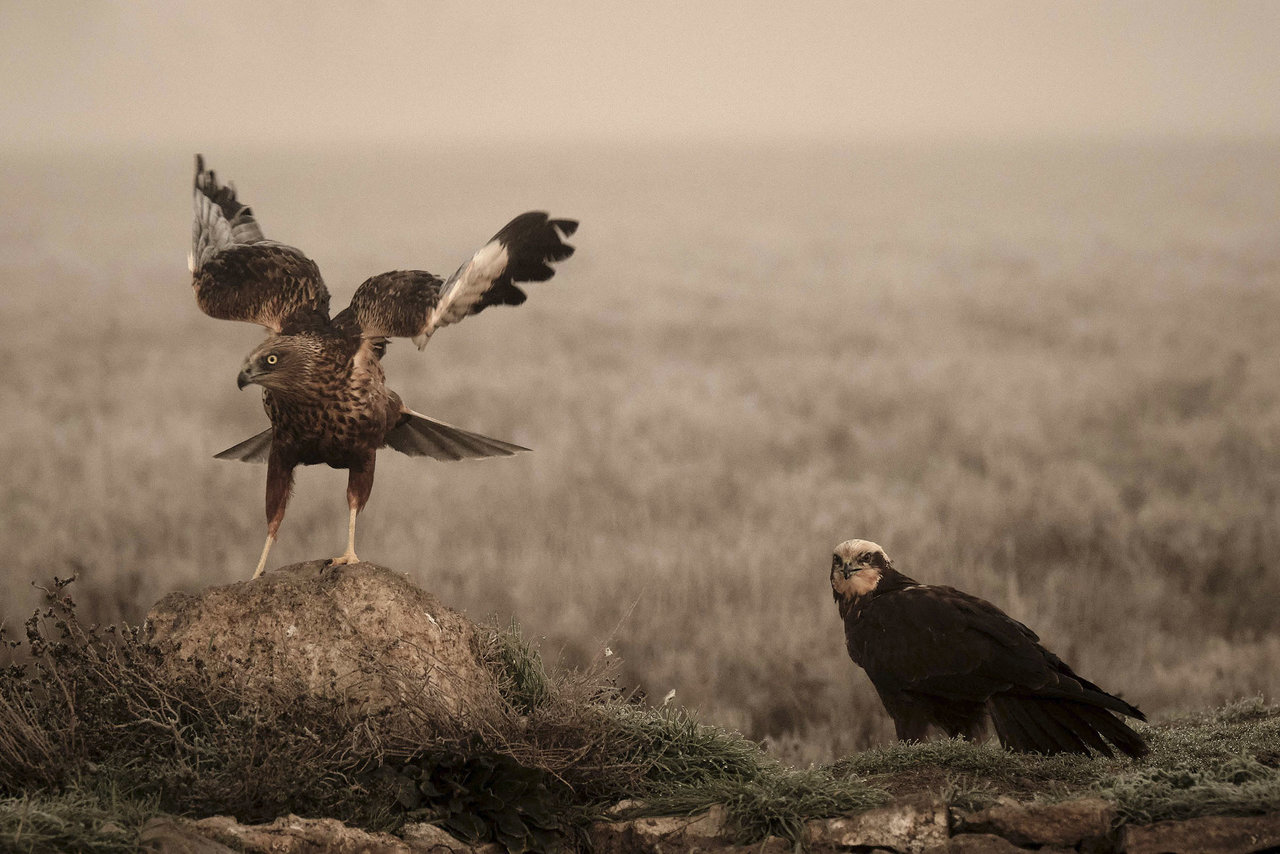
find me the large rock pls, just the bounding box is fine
[590,806,790,854]
[143,816,498,854]
[1122,812,1280,854]
[805,796,949,854]
[922,834,1026,854]
[140,818,238,853]
[956,797,1115,849]
[194,814,416,853]
[144,561,504,736]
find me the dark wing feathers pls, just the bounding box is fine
[384,410,528,461]
[989,695,1148,758]
[192,159,573,342]
[471,211,579,311]
[190,154,266,268]
[852,584,1147,757]
[342,211,576,348]
[854,587,1047,692]
[335,270,445,338]
[213,428,274,463]
[190,155,330,332]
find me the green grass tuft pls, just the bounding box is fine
[0,788,156,854]
[1095,697,1280,824]
[3,580,1277,850]
[486,619,554,716]
[1102,756,1280,825]
[830,697,1280,825]
[641,763,888,844]
[1,581,888,850]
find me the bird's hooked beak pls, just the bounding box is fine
[237,366,255,390]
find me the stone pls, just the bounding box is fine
[145,561,504,736]
[1123,812,1280,854]
[806,796,949,854]
[958,797,1115,848]
[590,805,790,853]
[140,818,239,853]
[193,814,412,853]
[922,833,1025,853]
[400,821,502,853]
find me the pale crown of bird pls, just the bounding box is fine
[830,538,891,601]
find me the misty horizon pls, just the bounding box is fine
[3,2,1279,152]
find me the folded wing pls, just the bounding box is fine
[340,211,577,347]
[857,586,1147,757]
[190,155,330,332]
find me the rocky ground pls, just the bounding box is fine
[2,562,1277,853]
[138,798,1280,853]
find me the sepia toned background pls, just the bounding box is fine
[2,2,1278,764]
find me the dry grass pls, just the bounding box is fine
[0,579,887,849]
[1,587,1276,850]
[2,139,1279,764]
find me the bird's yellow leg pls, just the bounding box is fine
[328,506,360,566]
[252,533,276,579]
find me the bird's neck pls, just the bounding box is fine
[837,568,919,619]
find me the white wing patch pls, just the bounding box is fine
[413,240,509,349]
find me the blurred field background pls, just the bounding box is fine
[2,139,1278,764]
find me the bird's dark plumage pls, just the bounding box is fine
[190,155,576,576]
[830,539,1147,758]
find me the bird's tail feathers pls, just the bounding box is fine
[989,694,1148,759]
[385,410,528,461]
[213,428,273,464]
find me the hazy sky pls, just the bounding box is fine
[2,1,1278,150]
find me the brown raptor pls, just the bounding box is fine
[189,155,577,577]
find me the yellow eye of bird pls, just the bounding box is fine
[266,354,278,366]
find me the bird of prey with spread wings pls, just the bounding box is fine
[189,155,577,578]
[830,539,1148,758]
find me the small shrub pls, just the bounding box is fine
[376,738,570,852]
[1,577,891,850]
[0,790,153,854]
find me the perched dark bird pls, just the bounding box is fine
[830,539,1147,758]
[189,155,577,577]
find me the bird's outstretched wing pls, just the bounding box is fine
[385,410,529,460]
[190,155,331,333]
[338,212,577,347]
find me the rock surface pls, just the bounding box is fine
[957,797,1116,848]
[806,796,950,853]
[144,561,503,736]
[195,814,419,853]
[923,833,1027,853]
[144,815,499,853]
[401,821,502,853]
[143,805,1280,853]
[590,805,790,853]
[1122,812,1280,854]
[140,818,238,854]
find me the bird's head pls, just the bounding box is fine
[237,336,317,394]
[830,539,893,607]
